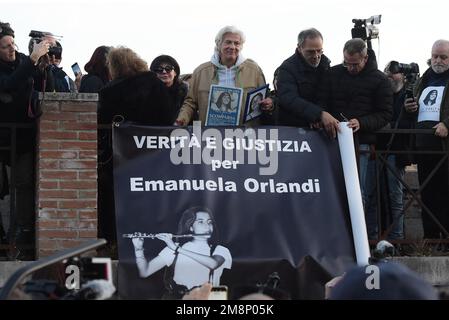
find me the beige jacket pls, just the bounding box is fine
[176,59,266,125]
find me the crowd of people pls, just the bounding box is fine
[1,20,449,260]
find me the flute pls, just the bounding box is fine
[122,232,208,239]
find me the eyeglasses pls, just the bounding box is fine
[343,59,367,69]
[154,65,174,73]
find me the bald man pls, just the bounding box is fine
[404,39,449,240]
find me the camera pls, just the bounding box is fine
[388,61,420,75]
[28,30,62,58]
[388,61,420,99]
[351,15,381,48]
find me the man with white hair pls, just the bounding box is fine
[175,25,273,126]
[404,39,449,240]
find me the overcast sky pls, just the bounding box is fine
[3,0,448,86]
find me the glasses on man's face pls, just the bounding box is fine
[154,65,174,74]
[343,59,366,69]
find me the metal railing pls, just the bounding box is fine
[368,128,449,244]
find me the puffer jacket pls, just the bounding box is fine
[323,50,393,144]
[277,50,331,127]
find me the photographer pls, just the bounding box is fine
[365,61,417,240]
[48,41,77,93]
[27,31,56,93]
[404,40,449,241]
[0,21,51,259]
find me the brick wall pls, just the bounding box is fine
[36,93,99,258]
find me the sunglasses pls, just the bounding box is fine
[154,65,174,73]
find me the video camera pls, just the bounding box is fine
[388,61,420,99]
[388,61,419,75]
[351,15,381,49]
[29,30,62,58]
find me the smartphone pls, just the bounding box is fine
[71,62,82,76]
[208,285,228,300]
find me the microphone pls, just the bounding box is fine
[63,280,116,300]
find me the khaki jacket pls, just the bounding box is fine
[176,59,266,125]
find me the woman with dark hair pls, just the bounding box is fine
[79,46,111,93]
[132,206,232,297]
[150,55,188,122]
[423,89,438,106]
[213,91,233,112]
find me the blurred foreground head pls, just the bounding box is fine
[330,262,438,300]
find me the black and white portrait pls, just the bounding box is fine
[130,206,232,298]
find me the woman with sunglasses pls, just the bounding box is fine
[150,55,188,123]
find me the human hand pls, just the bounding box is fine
[310,122,322,129]
[404,97,418,113]
[30,40,50,64]
[182,283,212,300]
[132,237,144,250]
[156,233,177,250]
[325,274,345,299]
[75,73,83,90]
[433,122,448,138]
[174,119,185,126]
[321,111,340,138]
[260,98,274,112]
[347,118,360,132]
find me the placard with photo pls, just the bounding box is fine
[205,85,243,126]
[243,85,269,123]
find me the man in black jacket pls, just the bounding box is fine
[404,39,449,240]
[277,28,339,137]
[322,38,392,239]
[0,21,51,258]
[49,41,77,93]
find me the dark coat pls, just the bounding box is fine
[322,50,393,144]
[50,65,76,93]
[413,67,449,150]
[98,71,173,125]
[97,71,173,251]
[276,50,331,127]
[0,51,44,157]
[0,52,36,122]
[168,80,188,123]
[79,73,108,93]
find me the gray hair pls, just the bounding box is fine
[343,38,367,56]
[214,25,245,52]
[297,28,323,47]
[432,39,449,51]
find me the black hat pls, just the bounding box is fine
[329,261,438,300]
[0,22,14,39]
[150,55,180,78]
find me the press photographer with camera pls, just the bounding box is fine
[0,22,54,258]
[27,30,59,93]
[364,61,419,240]
[404,39,449,240]
[47,41,77,93]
